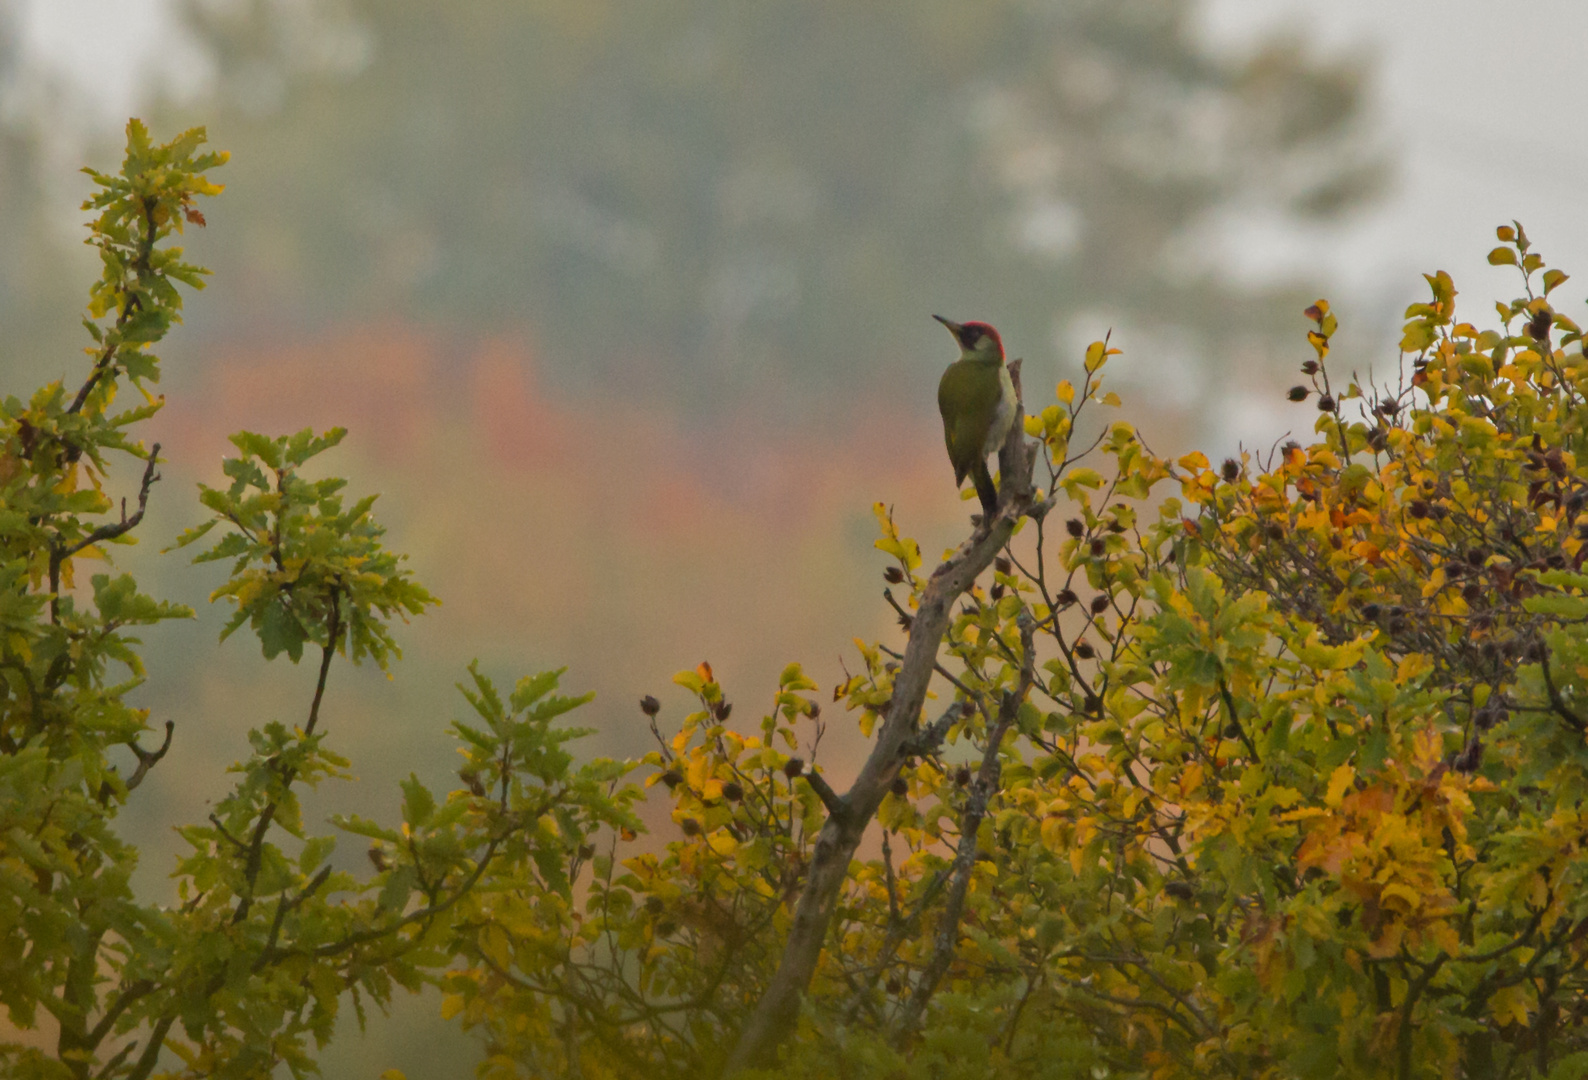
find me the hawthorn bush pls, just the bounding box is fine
[7,122,1588,1080]
[444,229,1588,1080]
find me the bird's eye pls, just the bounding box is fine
[961,327,982,347]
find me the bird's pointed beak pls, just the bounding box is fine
[933,314,965,343]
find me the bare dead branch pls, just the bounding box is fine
[801,770,847,820]
[722,382,1039,1076]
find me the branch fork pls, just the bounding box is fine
[723,364,1040,1075]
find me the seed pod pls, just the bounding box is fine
[1066,518,1085,537]
[1408,500,1429,519]
[1361,603,1382,620]
[995,556,1012,575]
[640,695,661,716]
[644,895,666,915]
[367,844,389,872]
[661,770,683,789]
[1089,594,1110,615]
[1056,589,1079,607]
[679,818,702,836]
[722,781,744,802]
[1083,694,1102,715]
[890,777,909,797]
[713,701,733,721]
[954,767,972,787]
[1089,538,1106,557]
[784,757,805,779]
[577,843,596,860]
[1287,386,1310,402]
[1220,458,1240,482]
[1300,360,1319,375]
[1074,641,1095,660]
[1316,394,1336,412]
[883,566,905,584]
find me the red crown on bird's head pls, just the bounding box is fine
[933,314,1006,358]
[957,321,1003,356]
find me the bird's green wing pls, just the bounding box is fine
[937,359,1005,484]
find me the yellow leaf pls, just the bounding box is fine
[1325,764,1355,808]
[381,1071,408,1080]
[1489,983,1531,1028]
[1056,380,1076,405]
[1487,246,1517,266]
[1395,654,1432,684]
[696,660,715,685]
[1101,391,1121,407]
[439,995,464,1021]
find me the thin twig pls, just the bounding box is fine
[892,611,1037,1040]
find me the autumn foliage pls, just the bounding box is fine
[6,124,1588,1080]
[445,226,1588,1078]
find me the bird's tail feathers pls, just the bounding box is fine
[970,459,998,519]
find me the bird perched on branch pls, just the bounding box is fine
[934,315,1016,521]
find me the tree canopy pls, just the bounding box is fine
[7,117,1588,1080]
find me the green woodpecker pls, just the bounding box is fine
[935,315,1016,520]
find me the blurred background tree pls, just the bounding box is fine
[170,0,1382,421]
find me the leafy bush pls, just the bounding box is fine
[0,123,630,1080]
[446,228,1588,1080]
[7,123,1588,1080]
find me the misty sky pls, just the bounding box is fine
[21,0,1588,287]
[17,0,1588,456]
